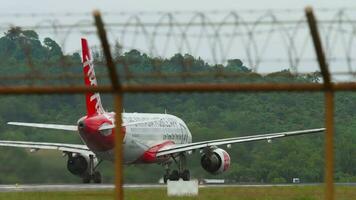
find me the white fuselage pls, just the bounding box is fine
[90,113,193,164]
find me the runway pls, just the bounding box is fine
[0,184,114,192]
[0,184,169,192]
[0,183,354,192]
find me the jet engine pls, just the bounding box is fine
[200,148,231,174]
[67,154,92,177]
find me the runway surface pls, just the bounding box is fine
[0,183,354,192]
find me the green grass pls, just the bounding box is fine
[0,186,354,200]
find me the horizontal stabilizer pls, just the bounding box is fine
[9,118,164,131]
[7,122,77,131]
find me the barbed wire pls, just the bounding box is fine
[0,8,355,85]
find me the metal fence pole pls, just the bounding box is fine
[324,91,334,200]
[93,10,123,200]
[113,94,124,200]
[305,6,334,200]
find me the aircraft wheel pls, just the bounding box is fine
[163,174,169,184]
[169,170,179,181]
[181,170,190,181]
[93,171,102,183]
[82,172,91,184]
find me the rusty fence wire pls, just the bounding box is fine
[0,7,353,200]
[2,8,356,77]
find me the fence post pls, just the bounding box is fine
[93,10,123,200]
[305,6,334,200]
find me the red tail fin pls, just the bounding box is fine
[81,38,105,116]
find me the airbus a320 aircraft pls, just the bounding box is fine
[0,38,325,183]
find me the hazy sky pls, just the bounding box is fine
[0,0,355,77]
[1,0,356,14]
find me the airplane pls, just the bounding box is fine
[0,38,325,184]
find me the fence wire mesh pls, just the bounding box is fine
[0,7,352,200]
[0,8,355,88]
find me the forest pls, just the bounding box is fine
[0,27,355,184]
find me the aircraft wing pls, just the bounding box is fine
[0,140,93,156]
[156,128,325,157]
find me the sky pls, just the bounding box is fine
[0,0,355,78]
[1,0,355,14]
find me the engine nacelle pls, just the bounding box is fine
[200,148,231,174]
[67,154,92,177]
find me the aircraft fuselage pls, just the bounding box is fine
[77,112,192,164]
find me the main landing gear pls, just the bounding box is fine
[163,153,190,184]
[83,155,103,184]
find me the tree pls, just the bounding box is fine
[43,37,63,60]
[226,59,250,72]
